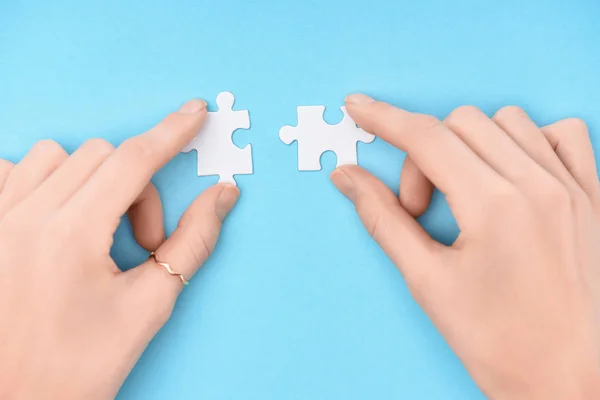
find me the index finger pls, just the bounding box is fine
[344,94,504,204]
[68,99,207,224]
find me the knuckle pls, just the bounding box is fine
[83,138,114,156]
[493,105,527,122]
[471,183,527,233]
[562,117,589,135]
[354,196,388,241]
[412,114,442,135]
[182,224,213,267]
[121,137,155,161]
[366,213,383,240]
[446,105,481,126]
[485,182,523,208]
[535,178,572,210]
[34,139,67,159]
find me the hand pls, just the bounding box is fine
[0,100,240,399]
[331,95,600,399]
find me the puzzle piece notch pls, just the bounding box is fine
[279,105,375,171]
[182,92,252,185]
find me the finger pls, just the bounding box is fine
[25,138,115,211]
[0,159,14,194]
[120,183,239,316]
[0,140,68,219]
[541,118,600,200]
[399,156,434,218]
[331,165,448,287]
[444,106,547,185]
[128,183,165,252]
[344,95,503,211]
[492,106,579,189]
[68,99,207,229]
[398,108,516,219]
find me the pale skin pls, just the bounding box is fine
[0,95,598,399]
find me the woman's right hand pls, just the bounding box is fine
[332,95,600,399]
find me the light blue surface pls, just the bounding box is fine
[1,0,599,398]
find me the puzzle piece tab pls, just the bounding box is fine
[182,92,252,185]
[279,106,374,171]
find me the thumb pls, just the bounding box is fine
[330,165,446,287]
[120,183,240,329]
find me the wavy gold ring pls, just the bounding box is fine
[149,252,189,286]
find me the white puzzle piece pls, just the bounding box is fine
[182,92,251,185]
[279,106,375,171]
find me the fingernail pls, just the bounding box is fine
[345,94,375,105]
[330,168,356,203]
[178,99,207,114]
[215,184,240,222]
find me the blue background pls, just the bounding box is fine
[1,0,599,398]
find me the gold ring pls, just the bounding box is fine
[149,252,189,286]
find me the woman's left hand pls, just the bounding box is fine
[0,99,240,399]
